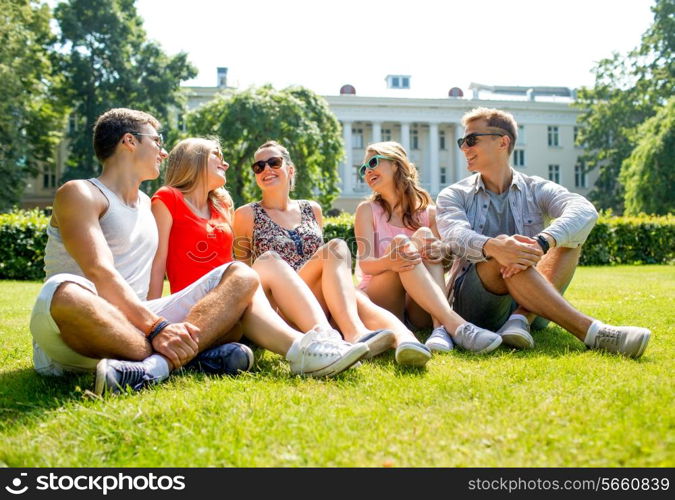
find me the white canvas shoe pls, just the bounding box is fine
[287,328,369,377]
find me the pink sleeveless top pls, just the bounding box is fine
[356,201,430,290]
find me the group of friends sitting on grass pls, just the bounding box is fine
[28,106,652,395]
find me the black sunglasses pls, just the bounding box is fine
[457,133,505,148]
[251,156,284,174]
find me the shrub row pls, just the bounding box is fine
[0,209,49,281]
[325,212,675,266]
[0,209,672,281]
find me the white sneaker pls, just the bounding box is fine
[497,317,535,349]
[586,324,651,359]
[453,323,502,354]
[425,326,454,352]
[287,328,369,377]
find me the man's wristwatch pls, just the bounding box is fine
[535,234,550,254]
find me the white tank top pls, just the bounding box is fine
[44,178,158,300]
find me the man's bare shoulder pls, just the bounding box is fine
[52,180,108,226]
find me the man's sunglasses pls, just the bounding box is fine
[456,133,505,148]
[131,132,164,147]
[359,155,393,178]
[251,156,284,174]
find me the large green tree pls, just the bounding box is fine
[0,0,66,210]
[575,0,674,213]
[54,0,196,182]
[620,97,675,215]
[184,85,344,210]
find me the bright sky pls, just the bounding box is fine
[135,0,654,97]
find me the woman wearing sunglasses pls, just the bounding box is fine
[147,138,369,376]
[353,141,502,354]
[233,140,432,366]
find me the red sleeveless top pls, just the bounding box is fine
[152,186,233,293]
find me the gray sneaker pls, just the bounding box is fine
[395,341,431,367]
[454,323,502,354]
[588,325,651,358]
[497,317,535,349]
[288,328,369,377]
[95,359,163,395]
[356,329,395,358]
[425,326,454,352]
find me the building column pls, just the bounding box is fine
[400,122,411,152]
[428,123,439,195]
[454,123,466,182]
[372,121,382,144]
[342,121,353,194]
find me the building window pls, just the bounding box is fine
[516,125,525,145]
[42,173,56,189]
[68,114,78,134]
[574,126,583,147]
[575,164,586,188]
[548,126,559,147]
[386,74,411,89]
[548,164,560,183]
[439,130,446,150]
[513,149,525,167]
[352,128,363,149]
[382,128,392,142]
[353,164,368,191]
[440,166,447,185]
[410,128,419,150]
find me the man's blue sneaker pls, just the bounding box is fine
[95,359,163,395]
[185,342,254,375]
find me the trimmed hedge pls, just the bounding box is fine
[325,213,675,267]
[580,214,675,265]
[0,208,49,280]
[0,209,672,281]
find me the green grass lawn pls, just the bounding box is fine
[0,265,673,467]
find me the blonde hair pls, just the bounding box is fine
[461,107,518,154]
[254,140,295,191]
[365,141,432,230]
[166,137,233,224]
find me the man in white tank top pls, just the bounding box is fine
[30,108,368,394]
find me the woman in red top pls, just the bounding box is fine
[149,138,345,339]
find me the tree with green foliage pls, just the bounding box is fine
[620,98,675,215]
[54,0,196,183]
[0,0,66,210]
[575,0,674,213]
[184,85,344,210]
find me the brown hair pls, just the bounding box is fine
[93,108,160,162]
[166,137,233,223]
[254,140,295,190]
[365,141,432,230]
[461,107,518,154]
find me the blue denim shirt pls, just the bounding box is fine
[436,168,598,294]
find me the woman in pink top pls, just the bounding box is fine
[354,142,502,354]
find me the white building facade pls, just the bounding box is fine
[21,76,596,212]
[326,90,594,212]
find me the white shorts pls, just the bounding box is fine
[29,264,233,376]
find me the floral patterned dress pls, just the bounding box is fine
[251,201,323,270]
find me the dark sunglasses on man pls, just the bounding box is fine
[251,156,284,174]
[456,132,505,148]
